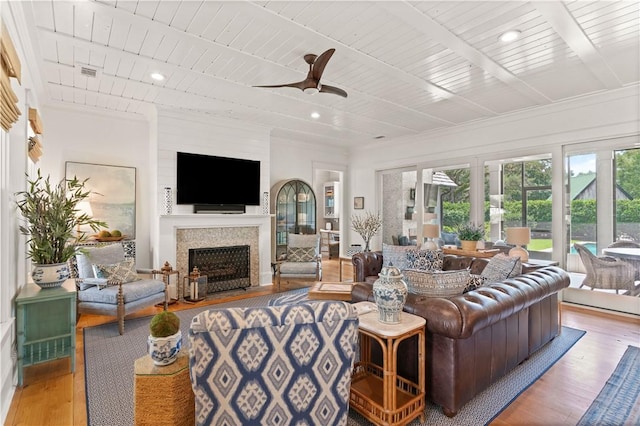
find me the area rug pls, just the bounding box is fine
[84,289,585,426]
[576,345,640,426]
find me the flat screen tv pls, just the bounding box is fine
[176,152,261,207]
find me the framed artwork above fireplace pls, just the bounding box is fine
[65,161,136,238]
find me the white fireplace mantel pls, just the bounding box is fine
[157,214,273,286]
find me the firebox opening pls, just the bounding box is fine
[188,245,250,293]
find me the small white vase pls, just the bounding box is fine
[147,330,182,366]
[31,263,70,288]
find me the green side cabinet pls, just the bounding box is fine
[16,280,76,386]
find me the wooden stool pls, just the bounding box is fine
[134,351,194,426]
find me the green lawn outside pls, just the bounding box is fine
[528,239,552,251]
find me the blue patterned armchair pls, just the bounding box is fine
[188,301,359,426]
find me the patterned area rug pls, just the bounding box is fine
[577,345,640,426]
[83,289,584,426]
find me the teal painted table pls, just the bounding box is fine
[16,280,76,386]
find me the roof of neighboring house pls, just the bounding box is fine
[571,172,596,200]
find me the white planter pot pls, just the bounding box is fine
[147,330,182,366]
[31,263,70,288]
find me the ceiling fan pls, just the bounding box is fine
[254,48,347,98]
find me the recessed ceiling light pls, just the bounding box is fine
[150,72,165,81]
[310,112,320,119]
[499,30,521,43]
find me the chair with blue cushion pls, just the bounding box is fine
[70,243,168,334]
[188,300,359,426]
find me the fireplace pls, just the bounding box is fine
[188,245,251,293]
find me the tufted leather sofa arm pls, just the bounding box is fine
[352,251,383,283]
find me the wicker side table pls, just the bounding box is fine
[134,351,194,426]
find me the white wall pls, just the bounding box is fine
[40,106,153,266]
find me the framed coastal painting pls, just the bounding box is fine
[65,162,136,238]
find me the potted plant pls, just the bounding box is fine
[456,222,485,251]
[147,311,182,366]
[351,211,383,252]
[15,169,107,288]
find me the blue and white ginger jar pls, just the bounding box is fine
[372,264,408,324]
[147,330,182,366]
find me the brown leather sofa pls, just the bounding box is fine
[351,251,570,417]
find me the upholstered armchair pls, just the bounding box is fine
[275,233,322,291]
[188,301,359,426]
[574,243,636,294]
[70,243,168,334]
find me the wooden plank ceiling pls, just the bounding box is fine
[17,0,640,148]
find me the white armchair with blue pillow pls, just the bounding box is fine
[275,233,322,291]
[70,243,168,334]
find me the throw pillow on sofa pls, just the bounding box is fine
[405,249,443,271]
[480,253,522,284]
[464,274,486,293]
[92,258,140,285]
[382,243,414,271]
[404,269,470,297]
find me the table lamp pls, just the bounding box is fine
[506,227,530,261]
[423,223,440,250]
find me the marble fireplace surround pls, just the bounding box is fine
[157,215,273,291]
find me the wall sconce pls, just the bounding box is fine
[423,223,440,250]
[506,227,531,261]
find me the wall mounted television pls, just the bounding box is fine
[176,152,261,210]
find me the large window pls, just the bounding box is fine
[485,156,553,259]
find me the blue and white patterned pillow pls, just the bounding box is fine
[382,243,413,271]
[405,249,444,271]
[480,253,522,284]
[464,274,486,293]
[404,269,470,297]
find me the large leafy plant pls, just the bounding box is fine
[15,170,107,264]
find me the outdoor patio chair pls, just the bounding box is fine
[574,243,636,294]
[608,240,640,248]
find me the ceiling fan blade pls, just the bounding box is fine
[312,48,335,81]
[253,80,307,90]
[319,84,347,98]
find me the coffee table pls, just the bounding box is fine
[308,281,354,301]
[350,302,426,425]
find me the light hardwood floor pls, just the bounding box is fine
[5,257,640,426]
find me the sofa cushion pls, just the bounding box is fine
[382,244,413,271]
[481,253,522,284]
[405,249,443,271]
[404,269,470,297]
[77,279,165,304]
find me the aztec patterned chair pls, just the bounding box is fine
[275,233,322,291]
[70,243,168,334]
[188,301,359,426]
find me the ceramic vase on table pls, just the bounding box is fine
[147,330,182,366]
[31,263,70,288]
[372,265,408,324]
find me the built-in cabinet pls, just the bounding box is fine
[323,182,340,219]
[271,179,317,259]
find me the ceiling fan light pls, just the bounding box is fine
[499,30,521,43]
[303,87,319,95]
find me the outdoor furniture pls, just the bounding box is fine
[608,240,640,248]
[574,243,636,294]
[188,301,358,426]
[70,243,168,334]
[275,233,322,291]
